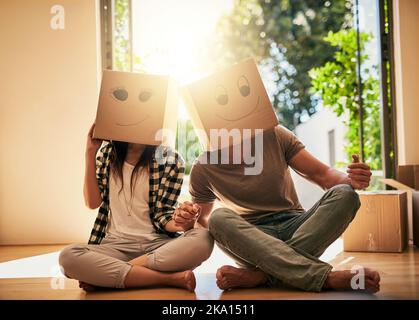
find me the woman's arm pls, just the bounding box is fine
[83,124,102,209]
[152,150,185,233]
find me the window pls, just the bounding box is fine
[101,0,396,179]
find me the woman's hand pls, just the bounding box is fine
[86,123,102,155]
[173,201,201,231]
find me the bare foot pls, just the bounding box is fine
[216,265,267,290]
[79,281,97,292]
[169,270,196,292]
[324,268,380,293]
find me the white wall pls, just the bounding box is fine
[0,0,101,244]
[292,108,347,209]
[295,108,347,166]
[393,0,419,165]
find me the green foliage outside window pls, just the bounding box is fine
[309,29,381,170]
[114,0,143,72]
[114,0,130,72]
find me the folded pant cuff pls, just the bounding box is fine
[117,263,133,289]
[314,264,333,292]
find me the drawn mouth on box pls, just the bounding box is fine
[116,116,150,127]
[216,96,260,122]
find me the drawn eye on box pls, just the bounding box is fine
[215,85,228,106]
[109,88,154,104]
[214,75,251,107]
[138,89,153,102]
[237,75,250,97]
[110,87,128,102]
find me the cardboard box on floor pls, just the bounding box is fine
[381,178,419,247]
[397,165,419,190]
[342,190,408,253]
[94,70,179,147]
[414,192,419,247]
[181,58,278,150]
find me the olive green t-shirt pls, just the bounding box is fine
[189,125,305,223]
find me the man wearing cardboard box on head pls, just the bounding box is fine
[179,59,380,293]
[59,70,213,292]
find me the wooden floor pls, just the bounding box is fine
[0,244,418,300]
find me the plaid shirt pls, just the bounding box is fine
[88,142,185,244]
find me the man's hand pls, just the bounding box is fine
[347,154,371,190]
[173,201,201,231]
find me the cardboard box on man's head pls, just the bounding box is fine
[94,70,178,147]
[182,58,278,150]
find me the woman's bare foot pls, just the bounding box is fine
[80,271,196,293]
[324,268,380,293]
[169,270,196,292]
[79,281,97,292]
[216,265,267,290]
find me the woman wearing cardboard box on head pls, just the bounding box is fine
[59,71,213,292]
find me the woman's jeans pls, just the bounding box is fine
[59,228,214,288]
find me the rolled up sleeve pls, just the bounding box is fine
[189,163,216,204]
[274,125,305,163]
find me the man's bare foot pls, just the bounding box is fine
[324,268,380,293]
[216,265,267,290]
[169,270,196,292]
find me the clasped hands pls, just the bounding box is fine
[173,201,201,231]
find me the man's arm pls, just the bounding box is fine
[289,149,371,190]
[195,202,214,228]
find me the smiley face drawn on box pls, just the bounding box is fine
[182,58,278,150]
[94,70,178,146]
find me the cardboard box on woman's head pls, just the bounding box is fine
[93,70,179,147]
[182,58,278,151]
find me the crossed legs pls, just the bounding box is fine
[209,184,380,293]
[59,228,213,291]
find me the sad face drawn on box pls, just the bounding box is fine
[94,70,178,146]
[182,58,278,151]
